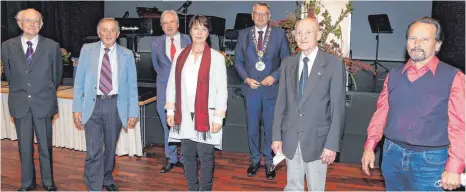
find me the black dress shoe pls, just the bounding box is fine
[17,183,37,191]
[175,161,184,167]
[104,184,119,191]
[160,162,176,173]
[247,163,261,176]
[265,164,276,180]
[43,183,57,191]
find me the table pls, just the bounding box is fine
[1,82,156,157]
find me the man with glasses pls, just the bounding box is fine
[272,18,346,191]
[1,8,62,191]
[151,9,191,173]
[234,1,290,180]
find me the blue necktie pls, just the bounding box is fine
[299,57,309,100]
[26,41,33,66]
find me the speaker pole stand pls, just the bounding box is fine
[372,25,389,77]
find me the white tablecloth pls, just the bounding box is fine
[1,94,143,156]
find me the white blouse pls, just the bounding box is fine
[165,48,228,149]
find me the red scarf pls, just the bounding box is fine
[174,43,211,133]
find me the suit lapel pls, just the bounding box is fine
[159,35,172,62]
[263,27,272,62]
[289,54,300,102]
[12,36,27,67]
[90,42,101,81]
[116,44,125,84]
[30,36,46,68]
[299,49,326,108]
[248,29,259,58]
[180,34,189,48]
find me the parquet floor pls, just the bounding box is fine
[1,139,385,191]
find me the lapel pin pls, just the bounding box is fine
[318,72,321,76]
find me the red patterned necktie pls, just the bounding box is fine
[99,48,113,95]
[170,37,176,61]
[258,31,264,51]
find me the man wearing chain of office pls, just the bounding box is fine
[234,1,290,180]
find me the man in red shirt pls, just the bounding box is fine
[361,17,464,191]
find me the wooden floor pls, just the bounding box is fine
[1,139,385,191]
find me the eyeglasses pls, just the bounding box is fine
[253,12,269,17]
[294,31,317,37]
[18,19,41,25]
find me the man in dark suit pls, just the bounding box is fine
[151,9,191,173]
[234,2,290,180]
[1,8,62,191]
[272,18,346,191]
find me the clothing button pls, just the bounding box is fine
[28,83,31,86]
[28,95,31,98]
[94,87,97,89]
[25,71,29,74]
[300,114,303,117]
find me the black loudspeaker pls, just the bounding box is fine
[222,86,249,153]
[234,13,254,30]
[340,92,383,166]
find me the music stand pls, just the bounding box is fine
[368,14,393,75]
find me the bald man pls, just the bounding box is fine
[1,8,62,191]
[271,18,346,191]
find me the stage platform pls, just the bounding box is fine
[0,139,385,191]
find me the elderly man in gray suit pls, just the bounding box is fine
[1,8,62,191]
[271,18,346,191]
[151,9,191,173]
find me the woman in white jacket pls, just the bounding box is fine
[165,15,228,191]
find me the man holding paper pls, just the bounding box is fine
[271,18,346,191]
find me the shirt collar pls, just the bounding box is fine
[255,25,268,32]
[402,56,440,75]
[100,42,116,53]
[300,47,319,63]
[21,34,39,46]
[166,32,180,41]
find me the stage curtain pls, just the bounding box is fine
[1,1,104,58]
[432,1,465,72]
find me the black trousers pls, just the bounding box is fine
[180,139,215,191]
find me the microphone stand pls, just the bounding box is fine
[177,0,192,34]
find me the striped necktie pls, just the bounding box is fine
[99,48,113,95]
[26,41,33,66]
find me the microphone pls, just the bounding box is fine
[122,11,129,18]
[177,0,192,12]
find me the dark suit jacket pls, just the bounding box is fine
[272,50,346,162]
[234,27,290,99]
[1,35,63,118]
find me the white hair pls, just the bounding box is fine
[15,8,43,27]
[160,10,179,24]
[97,17,120,33]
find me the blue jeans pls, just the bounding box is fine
[381,139,447,191]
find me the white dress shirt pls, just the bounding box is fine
[165,33,181,61]
[298,48,319,81]
[97,42,118,95]
[254,25,268,43]
[21,35,39,54]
